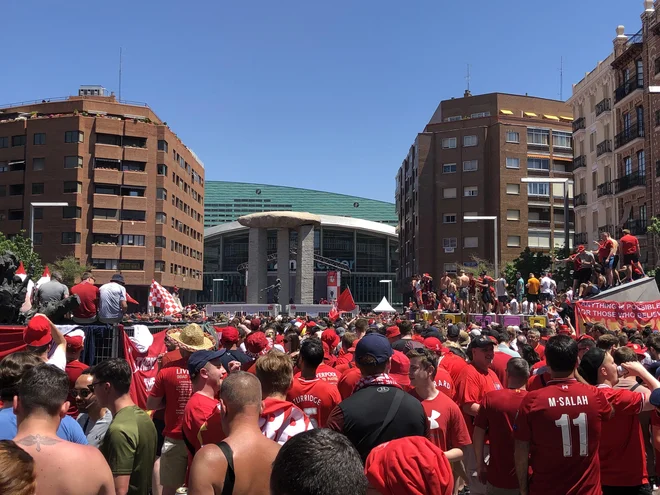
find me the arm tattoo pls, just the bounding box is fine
[16,434,61,452]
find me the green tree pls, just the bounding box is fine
[647,216,660,268]
[0,230,43,278]
[52,256,93,287]
[505,248,552,286]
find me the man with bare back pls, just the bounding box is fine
[13,364,114,495]
[439,271,452,296]
[457,270,470,313]
[189,371,281,495]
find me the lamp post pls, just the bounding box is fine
[520,177,570,253]
[463,216,499,278]
[212,278,225,303]
[379,279,393,304]
[30,202,68,247]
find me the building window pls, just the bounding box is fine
[527,158,550,170]
[507,235,521,247]
[506,184,520,195]
[443,238,458,248]
[119,234,145,246]
[445,116,462,122]
[527,183,549,196]
[638,150,646,176]
[0,137,8,148]
[120,210,146,222]
[63,181,82,194]
[464,186,478,197]
[120,186,145,197]
[158,140,169,152]
[31,183,44,195]
[33,207,43,219]
[33,133,46,145]
[552,131,572,149]
[464,211,478,222]
[92,259,118,270]
[9,184,24,196]
[506,131,520,143]
[155,261,166,272]
[61,232,81,244]
[463,135,478,147]
[443,187,457,199]
[591,171,597,191]
[63,206,81,219]
[442,137,457,149]
[8,210,23,221]
[443,214,456,224]
[463,160,478,172]
[118,260,144,271]
[33,233,43,245]
[589,132,596,153]
[464,236,479,248]
[444,263,458,274]
[64,156,83,169]
[637,59,644,87]
[527,128,549,146]
[471,112,490,118]
[93,208,118,219]
[156,188,167,200]
[0,185,5,196]
[8,161,25,172]
[506,157,520,169]
[64,131,84,143]
[11,135,26,147]
[157,164,168,176]
[32,158,45,171]
[121,161,146,172]
[0,162,6,173]
[507,209,520,221]
[155,236,166,248]
[624,156,632,176]
[156,212,166,224]
[95,184,119,195]
[442,163,456,174]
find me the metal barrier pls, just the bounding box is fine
[112,323,191,360]
[205,304,281,317]
[285,305,361,318]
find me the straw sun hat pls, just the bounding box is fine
[166,323,215,352]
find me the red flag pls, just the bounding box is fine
[126,292,139,305]
[328,301,340,322]
[337,287,356,312]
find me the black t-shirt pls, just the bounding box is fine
[391,338,424,353]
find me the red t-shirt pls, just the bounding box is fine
[597,240,613,263]
[182,392,225,453]
[527,371,551,392]
[474,388,528,489]
[434,366,455,400]
[620,234,639,255]
[534,344,545,360]
[161,349,183,368]
[531,360,546,373]
[150,361,193,439]
[337,367,361,400]
[70,282,100,319]
[294,364,340,385]
[286,376,341,428]
[490,352,511,387]
[65,360,89,417]
[455,364,503,436]
[439,352,469,383]
[597,385,646,486]
[409,389,471,452]
[513,378,612,495]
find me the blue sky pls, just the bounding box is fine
[1,1,643,202]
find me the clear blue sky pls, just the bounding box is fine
[1,1,643,202]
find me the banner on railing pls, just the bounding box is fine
[574,300,660,333]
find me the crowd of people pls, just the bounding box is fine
[0,306,659,494]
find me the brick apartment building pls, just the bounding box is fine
[0,86,204,305]
[396,92,574,288]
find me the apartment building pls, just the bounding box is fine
[0,86,204,304]
[568,54,618,247]
[396,92,574,287]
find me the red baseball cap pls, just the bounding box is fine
[626,343,648,357]
[386,326,401,340]
[246,332,271,356]
[423,337,444,355]
[23,315,52,347]
[64,335,84,352]
[250,318,261,331]
[321,329,340,349]
[220,326,240,345]
[389,350,410,387]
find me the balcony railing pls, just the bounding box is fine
[574,232,588,245]
[573,155,587,170]
[622,219,648,236]
[597,182,614,197]
[657,160,660,177]
[572,117,586,133]
[615,76,644,103]
[595,98,612,116]
[596,139,612,156]
[574,192,588,207]
[614,122,644,149]
[598,225,616,236]
[615,170,646,194]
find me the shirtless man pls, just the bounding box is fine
[189,372,281,495]
[439,272,452,296]
[457,270,470,314]
[13,364,114,495]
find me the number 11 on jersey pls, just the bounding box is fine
[555,413,588,457]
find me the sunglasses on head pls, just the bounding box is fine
[71,388,92,399]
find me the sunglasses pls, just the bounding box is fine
[71,388,92,399]
[88,381,104,393]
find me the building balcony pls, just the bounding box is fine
[121,221,148,235]
[93,168,121,185]
[572,117,586,133]
[91,244,120,259]
[614,123,644,149]
[622,219,648,236]
[596,139,613,157]
[573,155,587,171]
[574,232,588,245]
[123,146,148,162]
[120,245,147,260]
[94,143,123,161]
[612,30,643,71]
[595,98,612,117]
[529,219,551,228]
[574,192,588,207]
[615,171,646,194]
[598,225,616,236]
[93,193,121,209]
[92,219,121,234]
[94,118,124,135]
[121,196,147,210]
[122,171,148,187]
[614,76,644,103]
[597,182,614,197]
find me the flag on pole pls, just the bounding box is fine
[15,262,27,281]
[36,266,51,288]
[337,287,357,313]
[126,292,139,305]
[148,280,183,315]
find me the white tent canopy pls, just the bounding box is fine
[373,297,396,313]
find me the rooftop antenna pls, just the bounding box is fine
[559,56,564,100]
[118,47,123,102]
[464,64,472,97]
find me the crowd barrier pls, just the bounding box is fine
[285,304,360,318]
[431,313,548,328]
[205,304,281,318]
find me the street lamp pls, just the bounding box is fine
[30,202,68,247]
[520,177,570,253]
[212,278,225,303]
[463,216,499,278]
[379,279,393,304]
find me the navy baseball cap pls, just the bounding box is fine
[650,389,660,408]
[187,349,226,375]
[355,333,392,365]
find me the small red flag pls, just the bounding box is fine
[126,292,139,305]
[337,287,357,312]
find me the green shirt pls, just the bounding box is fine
[101,405,157,495]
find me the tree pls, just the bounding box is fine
[647,216,660,268]
[52,256,93,287]
[0,230,43,278]
[505,248,552,287]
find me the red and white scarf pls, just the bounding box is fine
[354,373,402,393]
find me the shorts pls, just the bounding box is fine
[624,253,639,266]
[482,291,493,304]
[527,293,538,303]
[609,255,619,269]
[539,292,553,302]
[154,417,166,456]
[498,295,508,303]
[602,484,652,495]
[460,287,469,300]
[574,268,592,285]
[160,437,188,488]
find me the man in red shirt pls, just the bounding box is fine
[455,335,503,495]
[70,272,100,324]
[424,337,455,399]
[287,338,341,428]
[474,357,529,494]
[64,333,88,417]
[407,347,470,461]
[620,228,644,283]
[514,335,613,495]
[527,328,545,360]
[337,365,361,399]
[334,332,358,372]
[578,347,659,494]
[439,346,469,384]
[147,324,212,495]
